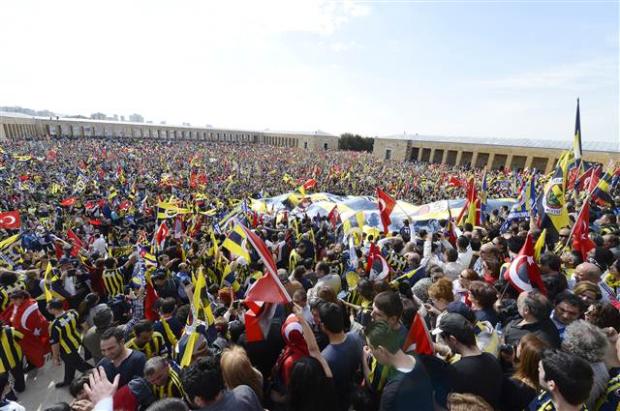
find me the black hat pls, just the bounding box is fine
[446,301,476,324]
[432,313,476,343]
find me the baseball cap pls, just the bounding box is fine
[431,313,476,343]
[446,301,476,324]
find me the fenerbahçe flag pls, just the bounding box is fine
[539,151,571,243]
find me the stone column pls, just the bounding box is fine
[525,156,533,169]
[441,150,448,164]
[455,150,463,166]
[429,148,436,163]
[487,153,495,169]
[505,154,514,170]
[471,152,479,167]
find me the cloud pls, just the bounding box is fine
[479,58,618,91]
[329,41,361,52]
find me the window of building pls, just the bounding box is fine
[323,143,328,150]
[385,149,392,160]
[304,142,308,149]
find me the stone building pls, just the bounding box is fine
[0,112,339,151]
[373,134,620,174]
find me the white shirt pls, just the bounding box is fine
[92,236,108,256]
[0,401,26,411]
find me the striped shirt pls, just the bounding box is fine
[126,331,168,359]
[0,326,23,373]
[152,362,186,400]
[49,310,82,354]
[102,268,125,297]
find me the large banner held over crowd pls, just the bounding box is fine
[249,192,515,233]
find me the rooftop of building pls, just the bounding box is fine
[380,133,619,153]
[0,112,336,138]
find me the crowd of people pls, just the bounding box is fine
[0,136,618,411]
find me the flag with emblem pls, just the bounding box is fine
[538,151,572,243]
[222,225,250,261]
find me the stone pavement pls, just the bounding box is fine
[17,360,74,411]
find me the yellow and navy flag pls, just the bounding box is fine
[222,225,251,261]
[220,263,241,292]
[539,150,572,242]
[592,164,615,207]
[343,211,366,235]
[0,234,20,251]
[43,262,54,302]
[192,268,215,326]
[180,268,215,367]
[534,229,547,263]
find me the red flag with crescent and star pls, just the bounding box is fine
[376,188,396,234]
[0,211,20,230]
[503,233,547,295]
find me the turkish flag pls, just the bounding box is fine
[403,312,434,355]
[376,188,396,234]
[67,229,84,257]
[572,201,595,261]
[448,176,463,188]
[503,233,547,295]
[155,221,169,247]
[60,197,77,207]
[0,211,20,229]
[302,178,317,191]
[328,205,340,229]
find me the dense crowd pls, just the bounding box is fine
[0,137,619,411]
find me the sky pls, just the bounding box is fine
[1,0,618,145]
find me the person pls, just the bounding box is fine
[500,334,548,411]
[561,320,609,410]
[181,356,262,411]
[220,345,263,401]
[447,393,493,411]
[573,262,608,300]
[308,262,341,301]
[426,277,454,328]
[144,356,186,400]
[125,320,168,359]
[146,398,189,411]
[528,349,593,411]
[271,313,309,402]
[0,373,25,411]
[467,281,498,327]
[319,301,363,411]
[371,291,407,342]
[46,299,92,388]
[287,304,335,411]
[452,269,479,304]
[433,313,503,409]
[573,280,602,307]
[584,301,620,331]
[0,322,25,394]
[549,291,584,340]
[101,258,124,298]
[364,320,434,411]
[503,291,561,348]
[83,307,114,364]
[6,290,49,369]
[153,297,184,354]
[445,301,500,357]
[98,326,147,387]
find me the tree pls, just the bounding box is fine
[338,133,375,152]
